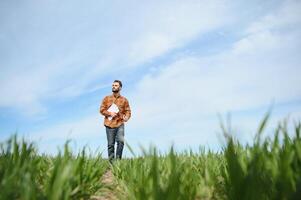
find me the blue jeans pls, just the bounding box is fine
[105,124,125,162]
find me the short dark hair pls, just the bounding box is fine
[114,80,122,88]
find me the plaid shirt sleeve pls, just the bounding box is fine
[99,96,111,117]
[124,98,131,120]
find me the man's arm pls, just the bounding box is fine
[123,99,131,122]
[100,97,111,117]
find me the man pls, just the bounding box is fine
[100,80,131,163]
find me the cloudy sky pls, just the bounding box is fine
[1,0,301,156]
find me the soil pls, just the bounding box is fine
[90,169,119,200]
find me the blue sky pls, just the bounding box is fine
[1,0,301,156]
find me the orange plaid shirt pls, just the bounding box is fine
[99,94,131,128]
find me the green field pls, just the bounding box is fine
[1,114,301,200]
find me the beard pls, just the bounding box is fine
[112,88,119,93]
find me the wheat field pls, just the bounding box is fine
[1,114,301,200]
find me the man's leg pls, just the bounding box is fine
[106,126,116,163]
[116,124,125,159]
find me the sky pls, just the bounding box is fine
[0,0,301,157]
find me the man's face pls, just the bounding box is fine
[112,82,121,93]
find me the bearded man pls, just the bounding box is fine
[100,80,131,162]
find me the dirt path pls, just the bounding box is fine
[90,169,119,200]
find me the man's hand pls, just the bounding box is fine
[109,112,117,118]
[123,115,129,122]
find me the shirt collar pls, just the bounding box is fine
[112,93,120,98]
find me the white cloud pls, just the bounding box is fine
[246,0,301,34]
[0,54,90,116]
[126,0,232,65]
[0,0,234,116]
[2,0,300,155]
[28,114,103,141]
[124,0,301,150]
[18,113,107,155]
